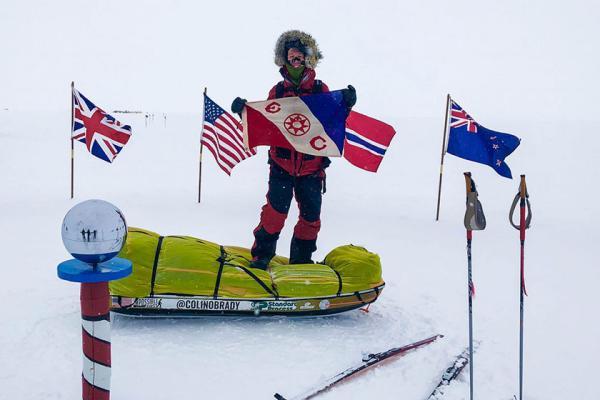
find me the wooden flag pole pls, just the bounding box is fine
[198,87,207,203]
[435,94,451,221]
[70,81,75,199]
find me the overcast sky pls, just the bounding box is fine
[2,0,598,122]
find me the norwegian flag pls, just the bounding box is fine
[72,88,132,163]
[344,111,396,172]
[202,95,255,175]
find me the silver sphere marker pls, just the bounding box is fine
[61,199,127,264]
[57,199,132,400]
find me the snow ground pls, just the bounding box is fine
[1,1,599,399]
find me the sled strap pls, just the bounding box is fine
[213,246,226,299]
[328,266,342,296]
[149,236,164,296]
[373,286,381,300]
[236,265,278,299]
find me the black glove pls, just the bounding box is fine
[341,85,357,109]
[231,97,247,114]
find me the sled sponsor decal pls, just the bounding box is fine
[251,301,297,312]
[134,298,162,309]
[319,299,331,310]
[175,299,242,311]
[299,302,316,310]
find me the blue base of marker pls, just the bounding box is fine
[57,257,132,283]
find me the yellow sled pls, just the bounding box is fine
[110,228,385,316]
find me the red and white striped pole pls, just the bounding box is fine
[58,259,131,400]
[81,282,112,400]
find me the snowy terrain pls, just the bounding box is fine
[1,1,599,399]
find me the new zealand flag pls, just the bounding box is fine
[447,100,520,178]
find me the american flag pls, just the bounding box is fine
[72,88,132,163]
[202,95,255,175]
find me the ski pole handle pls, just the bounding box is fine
[464,172,472,237]
[464,172,486,231]
[509,175,532,230]
[464,172,473,194]
[519,175,527,201]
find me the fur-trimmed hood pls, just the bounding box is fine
[274,30,323,69]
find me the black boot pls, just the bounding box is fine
[251,227,278,270]
[289,237,316,265]
[249,256,271,271]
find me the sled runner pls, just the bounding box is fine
[110,228,385,317]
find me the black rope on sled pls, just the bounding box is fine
[235,264,279,299]
[213,246,226,299]
[324,264,343,296]
[355,291,366,304]
[149,236,164,296]
[371,286,381,303]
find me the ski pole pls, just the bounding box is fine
[509,175,532,400]
[463,172,486,400]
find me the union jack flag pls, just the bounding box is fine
[202,95,255,175]
[72,88,132,163]
[450,100,478,133]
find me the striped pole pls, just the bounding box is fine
[57,258,132,400]
[81,282,112,400]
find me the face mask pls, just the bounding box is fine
[287,48,305,68]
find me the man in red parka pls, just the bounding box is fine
[232,30,356,270]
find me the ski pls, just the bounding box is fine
[274,334,443,400]
[426,343,479,400]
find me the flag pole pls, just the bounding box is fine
[198,87,207,203]
[435,94,451,221]
[70,81,75,199]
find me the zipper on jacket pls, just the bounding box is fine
[297,152,304,176]
[292,151,296,176]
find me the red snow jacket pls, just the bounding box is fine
[267,67,331,176]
